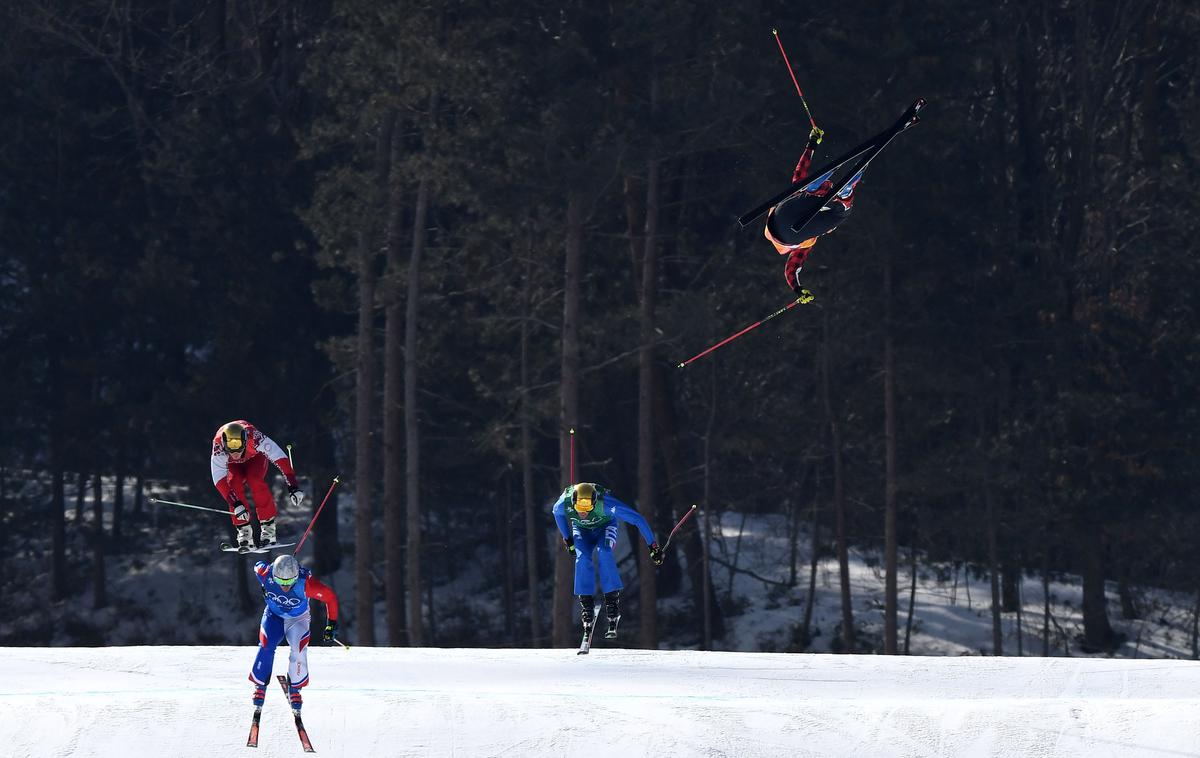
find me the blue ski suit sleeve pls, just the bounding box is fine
[552,493,572,540]
[608,498,657,546]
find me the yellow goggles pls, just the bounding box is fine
[574,497,594,513]
[226,436,244,451]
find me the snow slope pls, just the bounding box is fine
[3,646,1199,758]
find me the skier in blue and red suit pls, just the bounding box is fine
[764,126,866,296]
[552,483,664,639]
[248,554,339,713]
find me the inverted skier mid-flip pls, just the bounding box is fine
[756,99,924,298]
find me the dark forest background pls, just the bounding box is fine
[2,0,1198,654]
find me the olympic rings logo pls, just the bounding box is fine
[265,591,304,607]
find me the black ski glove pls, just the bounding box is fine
[287,483,305,508]
[649,542,664,566]
[324,619,338,642]
[229,496,249,525]
[562,536,576,556]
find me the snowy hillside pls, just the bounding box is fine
[3,646,1199,757]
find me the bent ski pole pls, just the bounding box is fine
[149,496,230,516]
[293,476,341,555]
[663,505,698,551]
[772,28,819,134]
[677,294,812,368]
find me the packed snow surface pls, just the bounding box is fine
[2,646,1199,757]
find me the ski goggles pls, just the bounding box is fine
[573,496,594,514]
[276,576,297,589]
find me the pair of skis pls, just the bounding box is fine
[220,541,296,554]
[246,675,314,752]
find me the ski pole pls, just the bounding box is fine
[772,28,819,134]
[676,294,812,368]
[149,496,231,516]
[569,428,576,483]
[293,476,340,555]
[663,505,698,551]
[286,443,294,469]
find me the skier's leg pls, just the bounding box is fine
[596,524,624,594]
[249,610,285,686]
[283,610,312,690]
[572,530,599,596]
[227,464,250,527]
[244,454,278,523]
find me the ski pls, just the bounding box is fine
[220,541,296,554]
[737,98,926,229]
[246,707,261,748]
[577,601,601,655]
[276,675,315,753]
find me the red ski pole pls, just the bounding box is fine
[772,28,820,134]
[677,294,812,369]
[569,427,576,483]
[293,476,340,555]
[663,504,698,550]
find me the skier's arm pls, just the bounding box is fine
[608,500,657,546]
[551,495,572,540]
[255,432,299,487]
[253,561,271,588]
[306,577,339,621]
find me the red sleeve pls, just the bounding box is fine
[784,247,812,289]
[791,144,815,184]
[275,457,298,489]
[306,576,339,621]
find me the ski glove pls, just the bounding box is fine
[287,484,305,508]
[808,126,825,146]
[323,619,338,642]
[649,542,665,566]
[562,536,576,555]
[230,496,249,525]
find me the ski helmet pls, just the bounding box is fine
[272,554,300,587]
[572,483,597,515]
[221,422,248,456]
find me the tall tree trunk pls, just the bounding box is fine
[405,170,430,647]
[984,433,1004,656]
[903,516,918,655]
[1080,522,1115,652]
[502,468,515,642]
[637,149,661,650]
[822,306,854,653]
[382,114,407,647]
[801,464,821,650]
[112,471,124,548]
[653,365,723,640]
[520,259,542,647]
[91,473,106,609]
[553,188,584,648]
[883,252,898,655]
[50,355,67,602]
[75,471,86,524]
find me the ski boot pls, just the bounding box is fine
[577,595,595,636]
[259,518,277,547]
[603,590,621,639]
[235,523,255,552]
[288,684,303,714]
[252,684,266,709]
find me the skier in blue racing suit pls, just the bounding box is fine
[552,482,663,639]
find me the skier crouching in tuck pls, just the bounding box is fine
[764,126,866,297]
[248,554,339,713]
[552,483,664,640]
[211,420,305,550]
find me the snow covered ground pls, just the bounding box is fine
[3,645,1199,758]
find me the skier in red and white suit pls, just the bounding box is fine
[211,420,304,549]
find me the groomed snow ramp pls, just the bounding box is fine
[3,646,1198,757]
